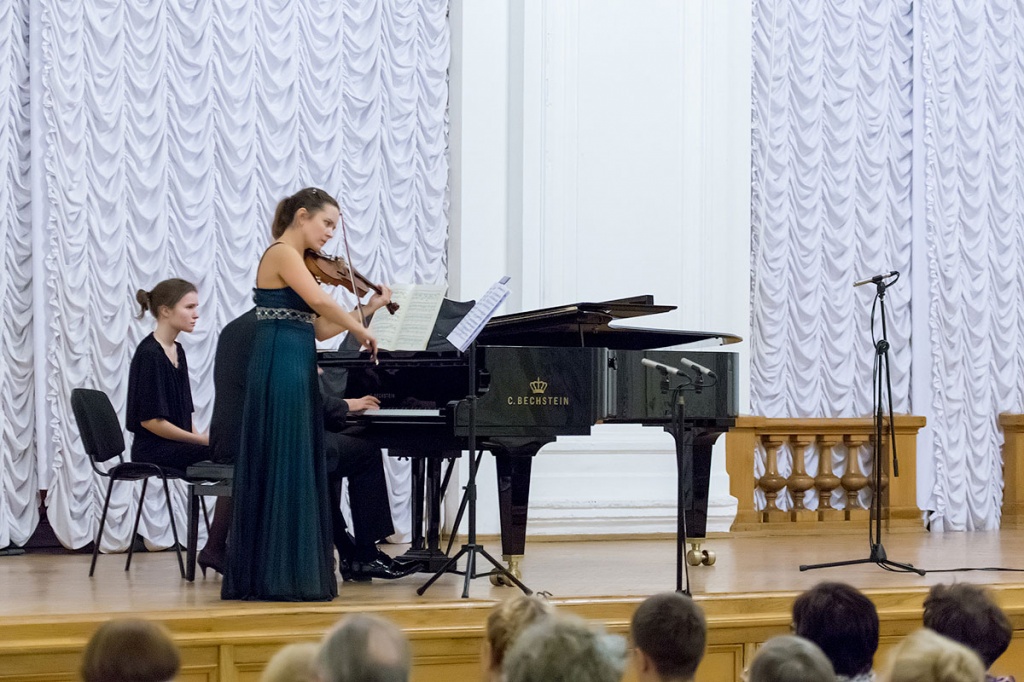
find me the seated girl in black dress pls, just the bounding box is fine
[126,278,210,470]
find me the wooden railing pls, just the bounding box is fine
[725,415,926,532]
[1001,414,1024,527]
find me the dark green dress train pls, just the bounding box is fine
[222,287,337,601]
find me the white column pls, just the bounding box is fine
[448,0,752,538]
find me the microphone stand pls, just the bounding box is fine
[674,380,692,596]
[800,275,923,575]
[642,362,692,595]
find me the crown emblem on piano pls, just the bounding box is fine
[530,378,548,394]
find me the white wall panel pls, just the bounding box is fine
[449,0,752,539]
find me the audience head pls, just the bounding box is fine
[317,614,410,682]
[271,187,340,240]
[884,628,985,682]
[262,642,319,682]
[630,592,706,681]
[747,635,836,682]
[80,618,180,682]
[792,581,879,677]
[135,278,198,322]
[503,615,627,682]
[483,595,555,680]
[922,582,1012,670]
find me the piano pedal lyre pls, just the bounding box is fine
[685,542,716,567]
[489,555,524,586]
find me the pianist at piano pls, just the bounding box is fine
[209,305,414,583]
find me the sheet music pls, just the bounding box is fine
[446,276,511,352]
[368,284,447,351]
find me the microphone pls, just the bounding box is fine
[853,270,898,287]
[641,358,683,376]
[678,357,716,380]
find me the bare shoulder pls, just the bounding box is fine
[262,241,302,264]
[257,242,303,287]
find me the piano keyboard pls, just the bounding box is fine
[362,408,442,418]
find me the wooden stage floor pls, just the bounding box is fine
[3,529,1024,681]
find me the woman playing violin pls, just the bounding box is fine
[222,187,381,602]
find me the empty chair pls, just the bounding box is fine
[71,387,185,578]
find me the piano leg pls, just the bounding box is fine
[665,426,726,567]
[491,438,554,583]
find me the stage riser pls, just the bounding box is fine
[2,595,1021,682]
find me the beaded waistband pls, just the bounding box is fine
[255,307,316,325]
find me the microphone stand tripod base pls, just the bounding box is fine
[799,543,924,575]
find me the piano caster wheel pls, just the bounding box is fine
[491,557,523,586]
[686,543,715,567]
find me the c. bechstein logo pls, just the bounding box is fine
[508,377,569,406]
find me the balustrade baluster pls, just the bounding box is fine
[788,435,817,522]
[814,436,844,522]
[758,436,789,522]
[842,435,870,522]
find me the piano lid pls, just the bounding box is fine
[476,294,742,350]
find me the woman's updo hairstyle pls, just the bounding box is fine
[135,278,197,320]
[271,187,340,239]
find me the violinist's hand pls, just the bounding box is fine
[356,327,379,362]
[345,395,381,414]
[366,285,393,317]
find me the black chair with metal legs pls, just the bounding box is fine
[70,387,186,578]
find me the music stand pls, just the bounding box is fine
[800,273,923,575]
[417,341,532,597]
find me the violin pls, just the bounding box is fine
[303,249,399,315]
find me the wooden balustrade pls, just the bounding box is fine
[1000,414,1024,528]
[726,415,926,533]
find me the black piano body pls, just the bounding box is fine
[318,295,740,575]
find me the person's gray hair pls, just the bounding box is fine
[503,615,627,682]
[317,614,410,682]
[748,635,837,682]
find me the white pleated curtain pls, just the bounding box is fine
[919,1,1024,530]
[0,1,35,549]
[0,0,448,550]
[751,0,914,513]
[752,0,1024,530]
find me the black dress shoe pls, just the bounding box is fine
[347,556,419,581]
[339,558,366,583]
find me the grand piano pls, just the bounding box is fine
[318,294,740,582]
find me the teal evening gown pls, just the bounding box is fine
[222,287,337,601]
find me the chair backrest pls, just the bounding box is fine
[71,388,125,463]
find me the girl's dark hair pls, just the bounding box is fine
[271,187,340,239]
[135,278,197,320]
